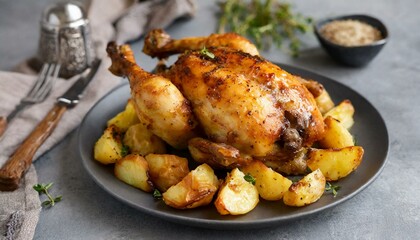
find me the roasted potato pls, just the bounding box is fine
[318,116,354,149]
[114,154,153,192]
[324,99,355,129]
[107,99,140,132]
[145,154,190,192]
[214,168,259,215]
[283,169,326,207]
[162,164,219,209]
[94,125,124,164]
[315,88,335,114]
[123,123,166,156]
[241,160,292,201]
[306,146,364,181]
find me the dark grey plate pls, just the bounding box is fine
[78,64,389,229]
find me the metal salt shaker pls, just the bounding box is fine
[38,2,95,78]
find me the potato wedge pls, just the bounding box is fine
[214,168,259,215]
[123,123,166,156]
[306,146,364,181]
[114,154,153,192]
[241,160,292,201]
[107,99,140,132]
[162,164,219,209]
[283,169,326,207]
[315,88,335,114]
[94,125,124,164]
[318,116,354,149]
[324,99,355,129]
[145,154,189,192]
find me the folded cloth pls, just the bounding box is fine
[0,0,195,239]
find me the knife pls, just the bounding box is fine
[0,59,101,191]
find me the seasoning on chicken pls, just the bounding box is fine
[143,29,259,59]
[107,42,199,149]
[106,30,325,174]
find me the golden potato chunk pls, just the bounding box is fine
[114,154,153,192]
[162,164,219,209]
[94,125,124,165]
[324,99,355,129]
[318,116,354,149]
[214,168,259,215]
[315,88,335,114]
[123,123,166,156]
[307,146,364,181]
[145,154,190,192]
[107,99,140,132]
[241,160,292,201]
[283,169,326,207]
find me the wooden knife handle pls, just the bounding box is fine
[0,116,6,138]
[0,104,67,191]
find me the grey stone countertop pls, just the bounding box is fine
[1,0,419,239]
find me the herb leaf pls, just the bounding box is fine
[325,182,341,197]
[121,144,130,157]
[33,184,44,192]
[153,189,162,199]
[218,0,312,56]
[200,47,215,59]
[44,182,53,190]
[244,173,256,185]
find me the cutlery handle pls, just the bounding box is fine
[0,104,67,191]
[0,117,6,138]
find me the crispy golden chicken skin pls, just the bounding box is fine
[106,30,325,174]
[107,42,199,149]
[164,47,324,157]
[143,29,259,58]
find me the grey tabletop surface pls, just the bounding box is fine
[1,0,419,239]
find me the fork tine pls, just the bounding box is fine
[33,64,55,99]
[23,63,60,103]
[26,63,49,98]
[24,64,52,101]
[35,64,60,101]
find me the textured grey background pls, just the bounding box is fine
[1,0,419,239]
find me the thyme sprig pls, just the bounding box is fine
[217,0,312,56]
[325,182,341,198]
[33,182,62,207]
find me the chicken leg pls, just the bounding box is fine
[106,42,198,149]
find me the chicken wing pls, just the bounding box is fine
[142,29,259,59]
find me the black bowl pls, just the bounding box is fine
[314,14,388,67]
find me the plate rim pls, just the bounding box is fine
[78,63,389,229]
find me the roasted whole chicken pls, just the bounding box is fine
[106,29,325,174]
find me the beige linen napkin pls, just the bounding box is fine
[0,0,195,239]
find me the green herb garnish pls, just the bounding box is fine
[121,144,130,157]
[217,0,312,56]
[200,47,215,59]
[244,173,256,185]
[153,189,162,199]
[325,182,341,198]
[33,183,62,207]
[353,136,358,146]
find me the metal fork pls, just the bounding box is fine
[0,63,61,137]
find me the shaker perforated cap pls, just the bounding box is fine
[41,2,87,29]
